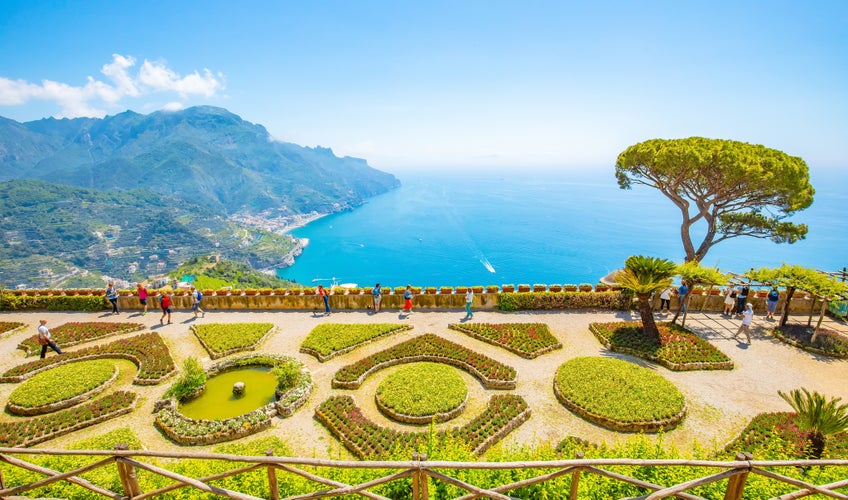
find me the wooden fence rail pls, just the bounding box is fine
[1,447,847,499]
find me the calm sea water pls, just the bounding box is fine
[277,167,846,288]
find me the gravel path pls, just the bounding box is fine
[0,307,846,458]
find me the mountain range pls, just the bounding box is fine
[0,106,400,288]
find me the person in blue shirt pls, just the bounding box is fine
[402,285,414,315]
[372,283,382,313]
[766,286,780,319]
[671,280,689,324]
[106,282,119,314]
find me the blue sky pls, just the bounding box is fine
[1,1,846,172]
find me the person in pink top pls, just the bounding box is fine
[137,283,149,316]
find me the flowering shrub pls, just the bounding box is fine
[300,323,412,361]
[376,363,467,418]
[191,322,274,358]
[0,391,137,447]
[497,291,630,311]
[333,334,517,389]
[590,321,733,370]
[448,322,562,359]
[155,407,269,441]
[554,357,686,432]
[2,332,176,384]
[0,321,25,336]
[725,412,848,458]
[772,324,848,358]
[8,360,116,410]
[315,394,530,458]
[0,294,107,312]
[18,321,144,356]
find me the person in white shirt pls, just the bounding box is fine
[733,303,754,343]
[464,288,474,320]
[659,287,672,313]
[37,319,63,359]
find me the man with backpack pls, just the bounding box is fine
[190,286,205,318]
[160,291,172,325]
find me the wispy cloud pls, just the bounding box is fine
[0,54,225,118]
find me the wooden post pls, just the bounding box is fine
[0,466,5,489]
[723,452,752,500]
[114,444,142,498]
[569,452,584,500]
[411,452,428,500]
[266,449,280,500]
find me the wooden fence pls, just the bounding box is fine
[1,447,847,499]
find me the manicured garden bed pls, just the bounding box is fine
[771,324,848,358]
[448,322,562,358]
[190,322,274,359]
[7,360,118,416]
[316,394,530,458]
[0,391,138,447]
[333,334,517,390]
[375,362,468,424]
[724,411,848,458]
[1,332,176,385]
[496,291,630,311]
[0,321,26,337]
[300,323,412,362]
[554,357,686,432]
[154,353,313,445]
[590,321,733,370]
[18,321,144,356]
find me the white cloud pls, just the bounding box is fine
[0,54,225,118]
[162,101,185,111]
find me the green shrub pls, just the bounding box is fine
[300,323,410,360]
[272,359,302,390]
[192,322,273,356]
[0,294,107,311]
[376,363,467,417]
[165,357,207,401]
[8,360,116,409]
[496,291,629,311]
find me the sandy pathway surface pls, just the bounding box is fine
[0,307,845,459]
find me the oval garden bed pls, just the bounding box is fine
[448,322,562,359]
[7,359,118,416]
[300,323,413,362]
[155,353,313,445]
[191,322,275,359]
[375,362,468,424]
[590,321,733,371]
[333,334,517,390]
[770,324,848,358]
[554,357,686,432]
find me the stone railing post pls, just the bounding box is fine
[266,449,280,500]
[569,451,584,500]
[723,452,753,500]
[114,444,142,498]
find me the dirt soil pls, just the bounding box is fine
[0,307,846,459]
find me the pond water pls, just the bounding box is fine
[178,366,277,420]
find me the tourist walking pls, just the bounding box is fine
[37,319,62,359]
[137,282,149,315]
[659,287,672,313]
[736,285,750,316]
[464,288,474,319]
[733,303,754,343]
[372,283,382,313]
[159,292,172,325]
[106,282,119,314]
[671,280,689,324]
[190,286,205,318]
[318,284,331,315]
[402,285,414,315]
[723,285,736,316]
[766,286,780,319]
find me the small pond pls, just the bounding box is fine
[178,366,277,420]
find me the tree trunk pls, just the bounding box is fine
[807,431,826,460]
[637,293,660,341]
[779,286,795,327]
[811,299,828,344]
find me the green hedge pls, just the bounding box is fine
[376,362,467,417]
[0,294,107,311]
[8,360,116,409]
[192,322,273,357]
[496,291,630,311]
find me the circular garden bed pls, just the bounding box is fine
[554,356,686,432]
[375,362,468,424]
[7,359,118,416]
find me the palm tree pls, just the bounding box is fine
[778,388,848,459]
[615,255,677,341]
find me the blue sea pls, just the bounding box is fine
[277,167,846,288]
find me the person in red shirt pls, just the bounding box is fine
[159,292,172,325]
[137,283,149,316]
[317,284,331,315]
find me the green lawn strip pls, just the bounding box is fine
[333,333,517,389]
[554,357,686,432]
[448,322,562,358]
[0,391,138,447]
[316,394,530,458]
[0,321,27,338]
[300,323,412,361]
[1,332,176,385]
[376,363,467,422]
[18,321,145,356]
[191,322,274,359]
[590,321,733,370]
[724,411,848,459]
[771,324,848,358]
[7,360,117,414]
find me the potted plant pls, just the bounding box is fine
[456,286,468,294]
[362,287,373,295]
[425,287,437,294]
[272,288,286,295]
[472,286,483,293]
[486,285,499,293]
[533,284,547,292]
[501,284,515,293]
[303,287,316,295]
[690,287,704,295]
[348,287,362,295]
[548,284,562,292]
[518,284,531,293]
[230,289,243,296]
[709,288,722,295]
[244,288,258,296]
[440,286,453,294]
[394,286,406,295]
[563,284,578,292]
[756,289,768,298]
[289,288,302,295]
[259,288,273,295]
[595,283,610,292]
[578,283,593,292]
